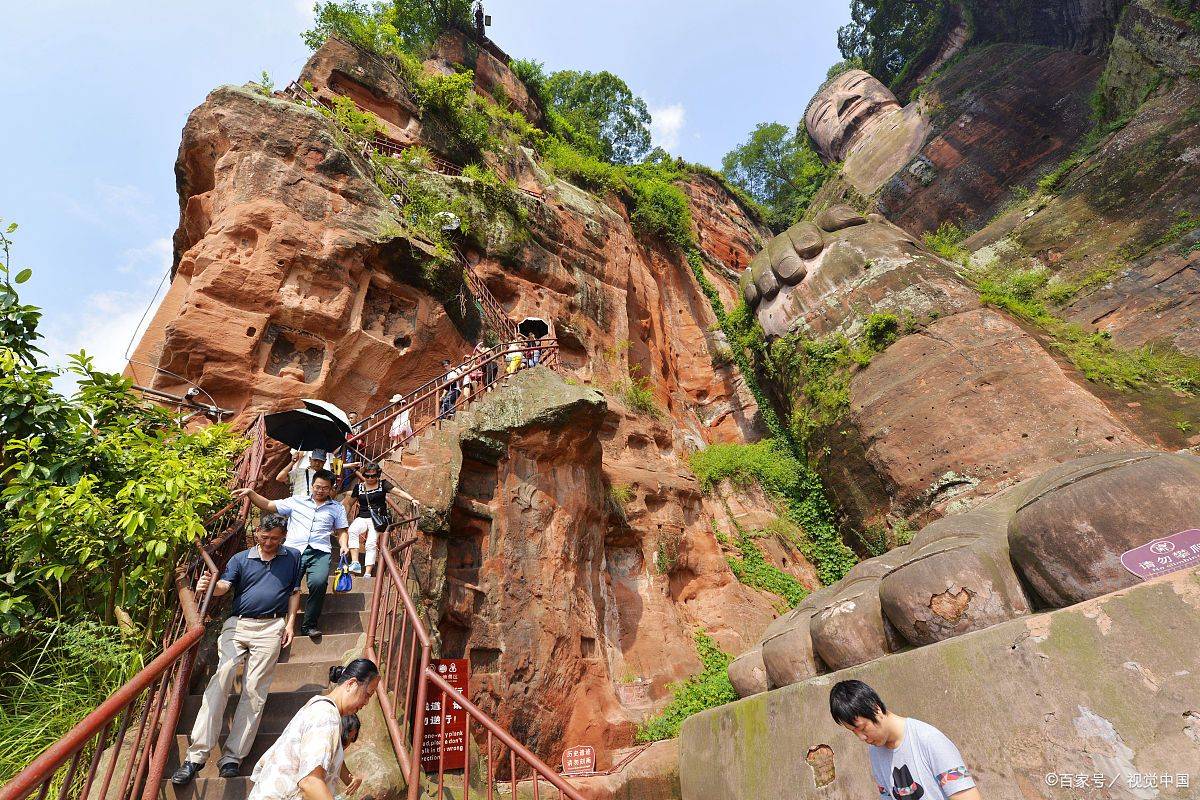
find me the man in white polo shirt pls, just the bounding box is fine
[234,469,349,637]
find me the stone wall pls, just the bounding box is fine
[680,567,1200,799]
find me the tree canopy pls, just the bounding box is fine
[304,0,474,54]
[541,70,653,165]
[720,123,828,231]
[836,0,948,90]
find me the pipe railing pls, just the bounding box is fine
[364,523,584,800]
[0,419,267,800]
[338,339,559,467]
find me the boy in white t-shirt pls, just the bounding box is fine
[831,680,981,800]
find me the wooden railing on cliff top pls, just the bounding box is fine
[0,418,267,800]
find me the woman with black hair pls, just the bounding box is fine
[247,659,379,800]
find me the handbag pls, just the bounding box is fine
[360,483,393,531]
[334,555,353,593]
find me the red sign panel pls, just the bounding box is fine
[421,658,468,772]
[561,745,596,776]
[1121,529,1200,581]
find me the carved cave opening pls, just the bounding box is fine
[261,325,326,383]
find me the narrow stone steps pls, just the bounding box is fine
[176,690,320,737]
[167,776,253,800]
[165,735,278,779]
[300,588,371,613]
[222,658,341,694]
[276,632,360,663]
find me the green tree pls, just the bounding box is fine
[720,122,827,231]
[0,224,244,639]
[541,70,652,165]
[837,0,947,90]
[304,0,472,55]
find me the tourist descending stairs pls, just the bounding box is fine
[165,575,374,800]
[1,352,579,800]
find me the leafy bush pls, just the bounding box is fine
[721,122,830,231]
[0,226,244,637]
[837,0,950,91]
[509,58,548,100]
[861,312,900,352]
[613,372,660,418]
[542,70,652,165]
[316,93,383,143]
[637,632,737,741]
[922,221,968,263]
[727,528,809,607]
[303,0,472,56]
[628,178,693,247]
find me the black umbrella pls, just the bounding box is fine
[265,406,351,452]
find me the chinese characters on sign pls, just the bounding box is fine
[561,745,596,776]
[420,658,469,772]
[1120,529,1200,581]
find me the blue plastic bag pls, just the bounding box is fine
[334,555,353,593]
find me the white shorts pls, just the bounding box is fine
[348,517,379,566]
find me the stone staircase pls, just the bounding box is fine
[165,577,374,800]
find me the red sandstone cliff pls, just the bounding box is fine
[126,36,812,772]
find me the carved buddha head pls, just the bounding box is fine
[805,70,901,162]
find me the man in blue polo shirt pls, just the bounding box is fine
[235,468,349,638]
[171,515,301,784]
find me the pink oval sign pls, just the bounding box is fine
[1121,529,1200,580]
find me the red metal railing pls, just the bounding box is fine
[461,266,520,342]
[365,514,584,800]
[340,339,558,466]
[0,419,267,800]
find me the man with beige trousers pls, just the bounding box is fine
[171,514,302,784]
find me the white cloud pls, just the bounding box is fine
[63,181,157,228]
[118,237,172,277]
[41,236,173,385]
[649,103,686,152]
[296,0,316,22]
[44,286,166,379]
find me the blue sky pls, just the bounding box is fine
[0,1,847,376]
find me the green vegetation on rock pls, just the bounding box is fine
[691,441,857,586]
[637,632,737,742]
[837,0,951,93]
[726,528,809,607]
[971,261,1200,394]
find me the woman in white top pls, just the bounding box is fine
[248,659,379,800]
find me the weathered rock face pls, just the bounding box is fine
[742,207,1146,525]
[126,84,467,416]
[389,369,818,767]
[965,2,1200,382]
[961,0,1130,54]
[874,43,1102,233]
[127,36,803,782]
